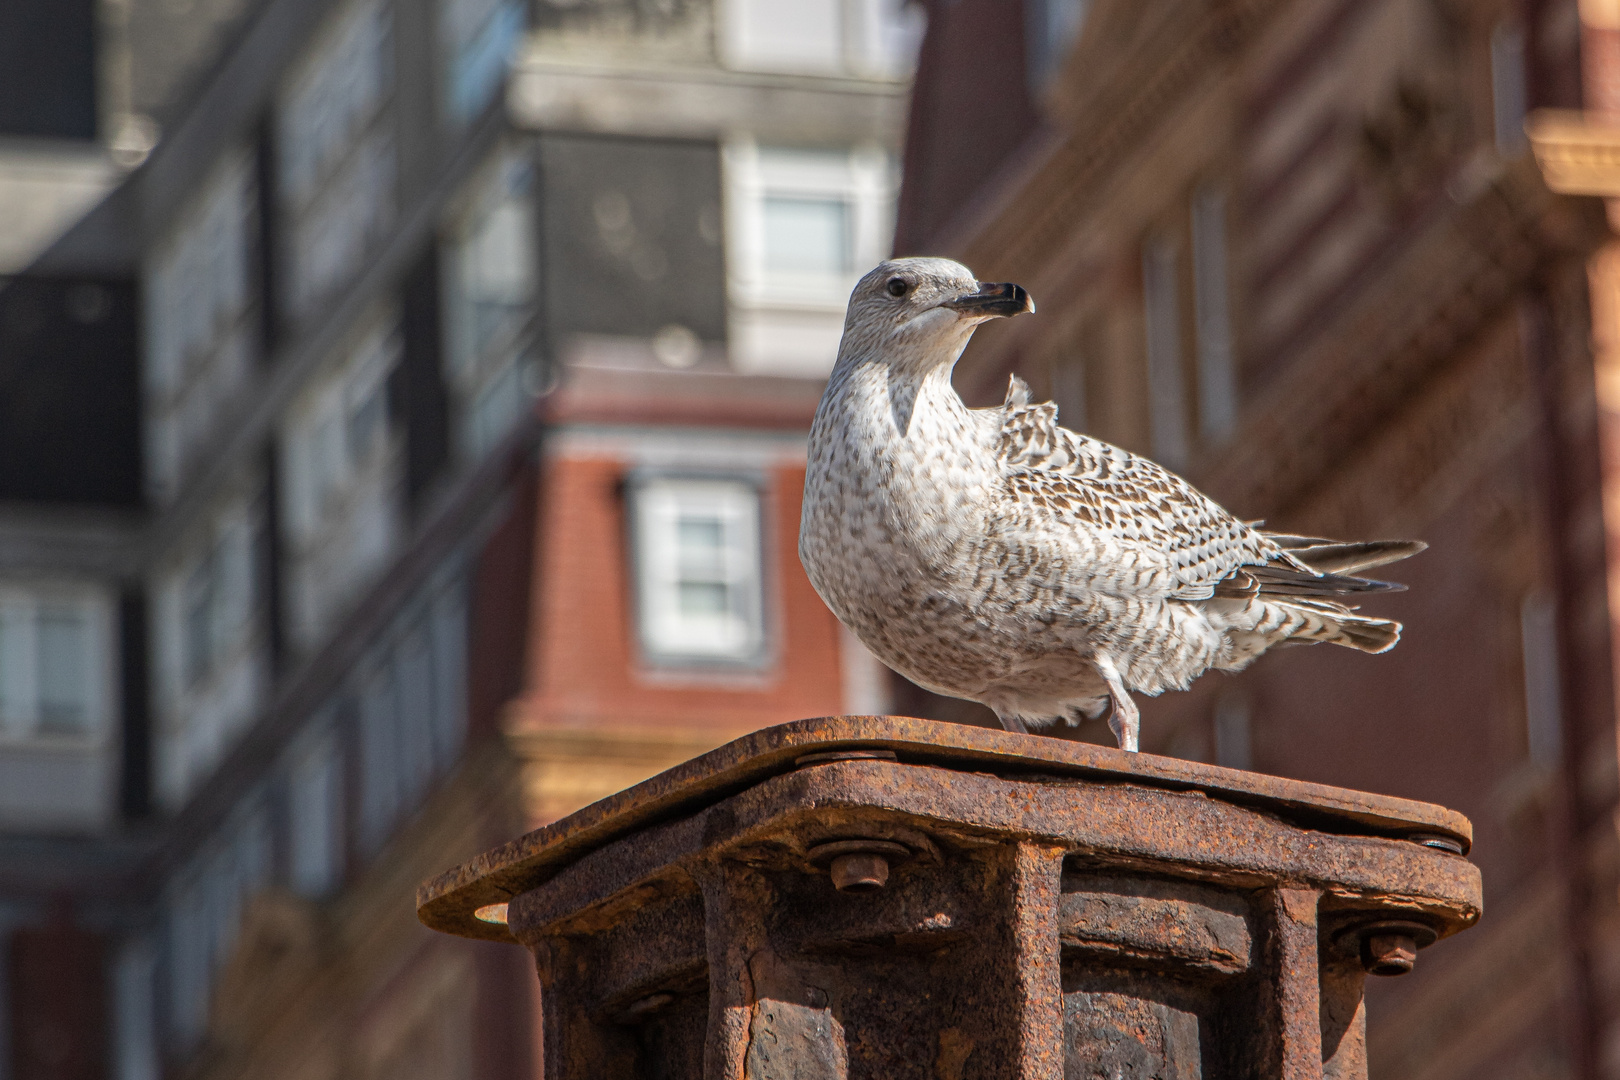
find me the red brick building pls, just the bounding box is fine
[896,1,1620,1078]
[507,355,874,826]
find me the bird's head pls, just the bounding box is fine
[838,257,1034,372]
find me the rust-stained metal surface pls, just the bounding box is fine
[418,716,1481,1078]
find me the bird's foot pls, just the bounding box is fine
[1105,693,1140,752]
[1093,653,1140,752]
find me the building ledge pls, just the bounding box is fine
[510,51,909,143]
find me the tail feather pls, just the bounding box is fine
[1265,535,1427,575]
[1276,599,1402,654]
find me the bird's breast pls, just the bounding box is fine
[801,376,996,615]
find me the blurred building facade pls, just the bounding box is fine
[0,4,916,1080]
[898,1,1620,1078]
[502,0,913,820]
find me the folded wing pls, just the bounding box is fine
[993,376,1425,602]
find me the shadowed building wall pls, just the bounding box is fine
[895,1,1620,1078]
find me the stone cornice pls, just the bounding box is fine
[509,53,909,145]
[1193,155,1603,521]
[938,0,1288,269]
[1529,109,1620,197]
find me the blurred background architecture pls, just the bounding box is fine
[3,1,1620,1079]
[0,1,914,1079]
[898,2,1618,1078]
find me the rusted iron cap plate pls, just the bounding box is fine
[418,715,1472,942]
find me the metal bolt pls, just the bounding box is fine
[830,852,890,892]
[1332,918,1435,976]
[808,838,912,892]
[1362,931,1418,976]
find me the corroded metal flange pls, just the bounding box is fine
[418,715,1479,1079]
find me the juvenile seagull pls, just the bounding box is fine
[800,257,1424,752]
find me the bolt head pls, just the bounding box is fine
[830,852,890,891]
[1363,932,1418,976]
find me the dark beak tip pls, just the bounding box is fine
[948,281,1036,318]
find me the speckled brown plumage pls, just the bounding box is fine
[799,258,1423,750]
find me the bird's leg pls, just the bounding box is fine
[1093,654,1140,752]
[997,712,1030,735]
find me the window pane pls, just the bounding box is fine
[37,607,89,733]
[461,197,535,364]
[468,360,524,457]
[288,731,344,897]
[346,384,386,465]
[1142,236,1189,470]
[184,550,218,687]
[678,581,730,617]
[0,609,24,730]
[280,0,392,204]
[635,479,764,663]
[445,0,522,123]
[763,196,851,276]
[676,516,727,579]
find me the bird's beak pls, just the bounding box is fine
[944,281,1035,318]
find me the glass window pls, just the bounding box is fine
[763,196,852,277]
[725,140,898,374]
[282,317,403,651]
[1142,234,1189,471]
[1025,0,1089,92]
[285,133,397,322]
[279,0,396,323]
[36,607,90,734]
[287,728,345,897]
[154,488,269,809]
[633,478,765,665]
[183,547,218,689]
[1491,23,1527,153]
[726,141,895,307]
[1521,590,1562,767]
[442,0,523,123]
[723,0,843,74]
[143,151,257,501]
[1190,185,1236,444]
[164,802,273,1052]
[0,588,107,742]
[353,581,467,856]
[444,150,537,460]
[280,0,393,206]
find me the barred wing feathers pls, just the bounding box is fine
[991,377,1423,605]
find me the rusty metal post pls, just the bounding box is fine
[419,717,1482,1079]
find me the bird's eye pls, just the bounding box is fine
[885,277,909,298]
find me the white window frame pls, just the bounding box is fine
[725,139,895,311]
[723,139,896,376]
[630,476,768,667]
[0,582,114,746]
